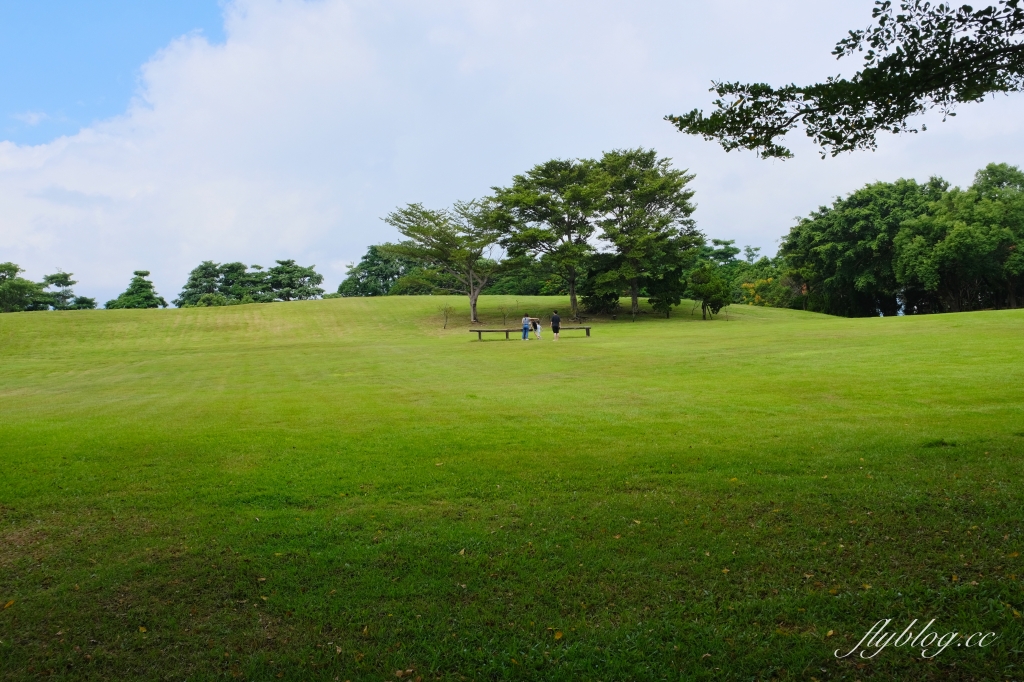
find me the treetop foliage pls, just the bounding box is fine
[668,1,1024,158]
[106,270,168,309]
[381,201,504,322]
[781,162,1024,314]
[174,260,324,307]
[0,263,96,313]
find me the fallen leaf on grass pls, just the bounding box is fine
[613,535,621,539]
[862,584,871,590]
[722,568,730,574]
[3,601,13,610]
[826,630,834,637]
[952,575,959,582]
[459,548,465,556]
[633,520,641,524]
[701,653,711,659]
[554,631,563,640]
[139,627,147,633]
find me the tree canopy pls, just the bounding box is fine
[337,244,425,297]
[779,163,1024,315]
[592,149,702,317]
[491,158,601,319]
[668,1,1024,159]
[382,201,503,323]
[175,260,324,306]
[0,264,95,313]
[106,271,168,309]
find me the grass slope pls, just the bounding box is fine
[0,297,1022,681]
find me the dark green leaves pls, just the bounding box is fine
[174,260,324,306]
[105,270,168,309]
[780,163,1024,315]
[669,1,1024,158]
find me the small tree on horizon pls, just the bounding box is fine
[266,260,324,301]
[106,271,168,309]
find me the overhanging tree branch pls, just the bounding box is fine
[667,1,1024,159]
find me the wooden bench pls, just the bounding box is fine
[469,326,591,340]
[469,328,517,340]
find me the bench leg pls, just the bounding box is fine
[586,328,590,337]
[505,331,509,340]
[477,332,482,341]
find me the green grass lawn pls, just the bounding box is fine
[1,296,1022,681]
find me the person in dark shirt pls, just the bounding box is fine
[551,310,561,340]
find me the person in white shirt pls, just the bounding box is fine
[521,314,531,340]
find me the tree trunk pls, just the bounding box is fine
[567,268,579,320]
[630,280,640,317]
[469,291,479,323]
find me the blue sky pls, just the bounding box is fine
[1,0,1022,304]
[0,1,224,144]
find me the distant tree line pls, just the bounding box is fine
[0,263,96,312]
[173,260,324,307]
[7,161,1019,320]
[340,159,1024,319]
[0,259,326,313]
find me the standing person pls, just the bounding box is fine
[533,316,542,339]
[521,313,531,340]
[551,310,561,341]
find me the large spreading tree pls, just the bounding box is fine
[780,177,948,316]
[894,163,1024,311]
[668,1,1024,158]
[382,202,502,323]
[491,158,600,319]
[592,148,702,317]
[780,163,1024,315]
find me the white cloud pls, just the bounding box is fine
[12,111,49,126]
[1,0,1022,303]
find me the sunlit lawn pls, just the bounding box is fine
[1,296,1022,680]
